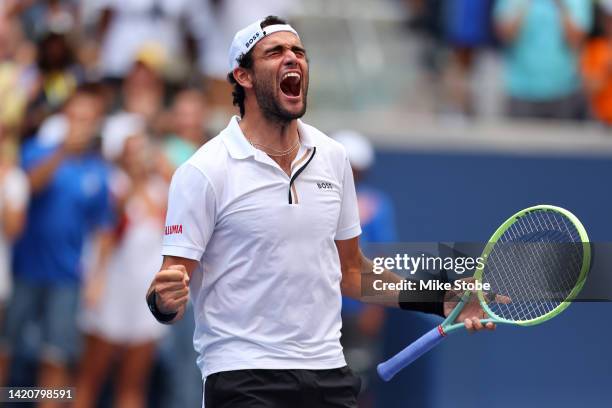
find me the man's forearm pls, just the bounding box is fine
[359,255,404,308]
[343,253,445,315]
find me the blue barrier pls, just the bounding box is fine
[370,150,612,408]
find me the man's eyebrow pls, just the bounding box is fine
[262,44,307,54]
[263,45,285,54]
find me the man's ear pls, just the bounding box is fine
[233,67,253,89]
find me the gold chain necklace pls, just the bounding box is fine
[248,137,301,157]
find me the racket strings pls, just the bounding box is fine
[514,212,580,312]
[492,235,549,320]
[489,240,560,320]
[519,214,576,310]
[541,212,582,293]
[492,220,551,319]
[503,212,580,318]
[482,210,583,322]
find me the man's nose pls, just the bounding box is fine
[283,49,298,66]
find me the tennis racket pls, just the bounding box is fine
[377,204,590,381]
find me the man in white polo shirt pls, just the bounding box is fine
[146,16,495,407]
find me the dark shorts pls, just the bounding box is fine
[204,366,361,408]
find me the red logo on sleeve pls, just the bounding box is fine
[165,224,183,235]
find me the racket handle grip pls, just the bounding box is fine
[377,326,446,382]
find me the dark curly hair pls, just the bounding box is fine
[226,16,288,117]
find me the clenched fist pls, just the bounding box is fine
[150,264,190,315]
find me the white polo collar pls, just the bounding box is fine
[222,116,315,160]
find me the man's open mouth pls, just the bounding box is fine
[280,72,301,98]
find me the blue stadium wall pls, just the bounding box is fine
[368,149,612,408]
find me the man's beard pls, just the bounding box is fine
[252,73,307,124]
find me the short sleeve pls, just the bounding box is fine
[2,168,29,210]
[162,163,216,261]
[335,156,362,240]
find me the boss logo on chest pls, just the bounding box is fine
[317,182,333,190]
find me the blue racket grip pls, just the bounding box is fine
[377,326,446,382]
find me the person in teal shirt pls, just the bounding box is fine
[160,89,210,181]
[494,0,593,119]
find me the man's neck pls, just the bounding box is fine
[238,110,299,151]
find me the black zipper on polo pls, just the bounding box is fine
[288,147,316,204]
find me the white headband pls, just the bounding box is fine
[228,19,299,71]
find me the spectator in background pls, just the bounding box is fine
[95,0,203,82]
[443,0,494,117]
[404,0,445,72]
[581,0,612,126]
[0,2,36,331]
[117,45,168,136]
[159,88,210,181]
[19,0,79,40]
[76,113,167,408]
[333,130,397,408]
[34,41,165,151]
[0,131,29,327]
[494,0,592,120]
[23,31,84,138]
[0,85,114,404]
[0,12,38,140]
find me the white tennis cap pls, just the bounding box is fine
[228,18,299,71]
[332,130,375,171]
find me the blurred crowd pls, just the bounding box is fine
[0,0,299,407]
[405,0,612,123]
[0,0,612,407]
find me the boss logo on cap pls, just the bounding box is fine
[245,32,260,48]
